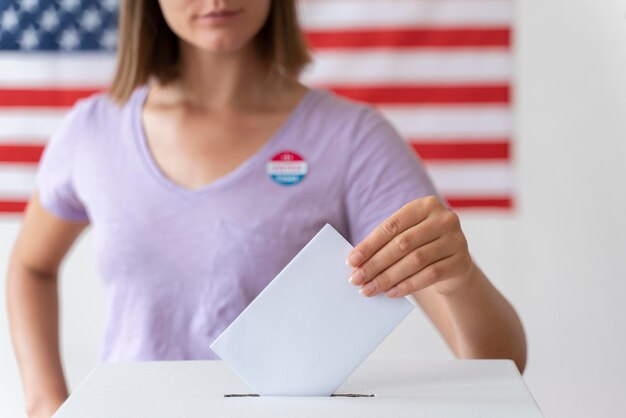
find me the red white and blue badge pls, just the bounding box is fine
[267,151,308,186]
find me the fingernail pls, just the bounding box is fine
[346,251,364,268]
[349,269,365,285]
[385,287,400,298]
[359,281,378,297]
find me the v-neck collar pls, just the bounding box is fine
[132,84,318,201]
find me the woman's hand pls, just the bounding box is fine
[347,195,474,298]
[346,195,528,372]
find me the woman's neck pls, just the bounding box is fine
[161,39,292,113]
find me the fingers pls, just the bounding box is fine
[347,197,440,268]
[385,254,461,298]
[349,221,439,286]
[357,237,454,297]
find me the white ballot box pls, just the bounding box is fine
[53,358,543,418]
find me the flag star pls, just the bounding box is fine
[0,7,20,32]
[80,8,101,33]
[101,0,119,13]
[18,25,39,50]
[19,0,38,13]
[100,28,118,50]
[59,0,80,13]
[58,27,80,50]
[40,7,60,32]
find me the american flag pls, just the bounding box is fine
[0,0,513,215]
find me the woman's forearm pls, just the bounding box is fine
[7,261,68,417]
[436,262,527,372]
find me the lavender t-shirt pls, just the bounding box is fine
[36,85,438,362]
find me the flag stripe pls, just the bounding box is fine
[298,0,513,29]
[425,162,512,195]
[0,164,39,196]
[0,200,28,214]
[327,85,510,105]
[304,50,511,84]
[0,46,511,86]
[0,142,509,163]
[0,196,513,214]
[0,88,102,108]
[445,196,513,209]
[0,106,511,140]
[306,28,510,48]
[380,106,510,138]
[0,53,116,87]
[0,110,67,138]
[0,144,43,163]
[0,162,512,198]
[0,85,509,108]
[411,141,509,160]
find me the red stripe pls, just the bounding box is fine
[0,85,509,107]
[0,197,512,214]
[0,200,28,213]
[0,144,44,163]
[445,196,513,209]
[0,88,102,108]
[411,141,509,160]
[306,28,510,49]
[328,85,510,105]
[1,141,509,163]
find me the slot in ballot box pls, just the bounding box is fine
[53,358,544,418]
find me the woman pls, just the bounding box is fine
[6,1,526,417]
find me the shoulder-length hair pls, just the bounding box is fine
[108,0,312,104]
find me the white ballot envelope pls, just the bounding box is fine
[209,223,415,396]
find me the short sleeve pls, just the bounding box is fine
[35,102,90,222]
[345,107,443,244]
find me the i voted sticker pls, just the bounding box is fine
[267,151,308,186]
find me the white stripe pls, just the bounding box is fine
[0,53,115,87]
[380,106,511,139]
[1,49,511,86]
[0,106,512,141]
[425,162,512,195]
[0,163,511,199]
[0,165,513,201]
[0,163,513,199]
[0,110,67,140]
[298,0,513,29]
[0,165,37,199]
[302,50,510,85]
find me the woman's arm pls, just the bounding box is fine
[6,193,88,418]
[411,262,527,372]
[346,196,527,372]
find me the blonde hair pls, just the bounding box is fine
[108,0,312,104]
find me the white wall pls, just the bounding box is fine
[2,0,626,417]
